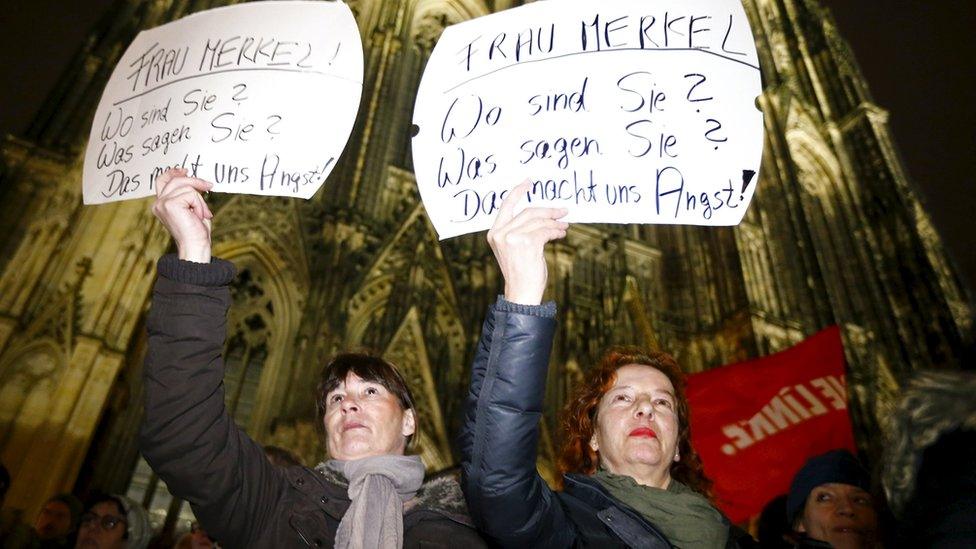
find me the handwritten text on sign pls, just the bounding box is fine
[411,0,764,239]
[83,1,363,204]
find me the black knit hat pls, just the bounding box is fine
[787,449,870,525]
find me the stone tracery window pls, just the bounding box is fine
[0,345,62,471]
[224,267,273,426]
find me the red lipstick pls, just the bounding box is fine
[629,427,656,438]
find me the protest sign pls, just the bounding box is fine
[411,0,764,239]
[686,327,857,523]
[82,1,363,204]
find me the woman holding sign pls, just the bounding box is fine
[459,183,755,548]
[141,169,485,548]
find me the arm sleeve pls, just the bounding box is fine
[459,298,576,548]
[138,254,285,547]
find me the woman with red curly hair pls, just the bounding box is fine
[558,345,712,496]
[459,183,755,548]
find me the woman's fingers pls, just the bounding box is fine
[159,175,212,199]
[492,209,568,250]
[155,168,189,197]
[493,180,533,227]
[150,169,214,264]
[503,216,570,244]
[507,206,570,227]
[190,192,210,222]
[154,173,213,223]
[485,180,573,305]
[490,184,568,245]
[161,187,209,222]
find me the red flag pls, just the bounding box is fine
[686,326,855,523]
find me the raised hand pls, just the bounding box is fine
[151,168,214,263]
[487,181,569,305]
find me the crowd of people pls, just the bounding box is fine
[1,169,973,548]
[0,487,156,549]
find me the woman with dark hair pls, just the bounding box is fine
[141,169,485,548]
[75,494,151,549]
[460,182,754,548]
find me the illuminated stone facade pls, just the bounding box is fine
[0,0,970,528]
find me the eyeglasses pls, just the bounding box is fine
[79,512,127,531]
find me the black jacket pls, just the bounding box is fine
[139,255,485,548]
[459,299,756,548]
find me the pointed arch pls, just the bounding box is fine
[210,238,304,438]
[0,339,65,474]
[383,307,451,470]
[784,104,875,346]
[345,205,467,372]
[208,193,310,436]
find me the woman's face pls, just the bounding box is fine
[323,372,416,461]
[75,501,126,549]
[797,483,878,549]
[34,500,73,541]
[590,364,680,485]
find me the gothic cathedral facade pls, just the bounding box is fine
[0,0,970,528]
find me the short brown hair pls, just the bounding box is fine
[557,346,712,497]
[315,352,416,440]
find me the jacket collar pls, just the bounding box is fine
[563,473,672,549]
[563,473,620,506]
[290,463,475,527]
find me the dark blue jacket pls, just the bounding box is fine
[459,299,756,548]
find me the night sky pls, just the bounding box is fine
[1,0,973,296]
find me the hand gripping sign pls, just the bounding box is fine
[411,0,764,239]
[83,1,363,204]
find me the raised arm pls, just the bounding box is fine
[459,183,575,547]
[138,169,283,547]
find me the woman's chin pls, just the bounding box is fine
[624,450,667,470]
[624,442,665,462]
[335,442,402,461]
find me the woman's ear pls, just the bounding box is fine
[402,408,417,438]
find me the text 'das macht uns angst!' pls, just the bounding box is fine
[411,0,765,239]
[83,1,364,204]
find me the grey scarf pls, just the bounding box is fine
[324,455,425,549]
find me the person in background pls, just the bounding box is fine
[75,493,151,549]
[758,495,793,549]
[883,369,976,548]
[459,182,755,548]
[3,493,83,549]
[140,168,485,547]
[35,494,83,547]
[786,450,880,549]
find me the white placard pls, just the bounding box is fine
[83,1,363,204]
[411,0,764,239]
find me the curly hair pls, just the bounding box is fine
[557,346,712,497]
